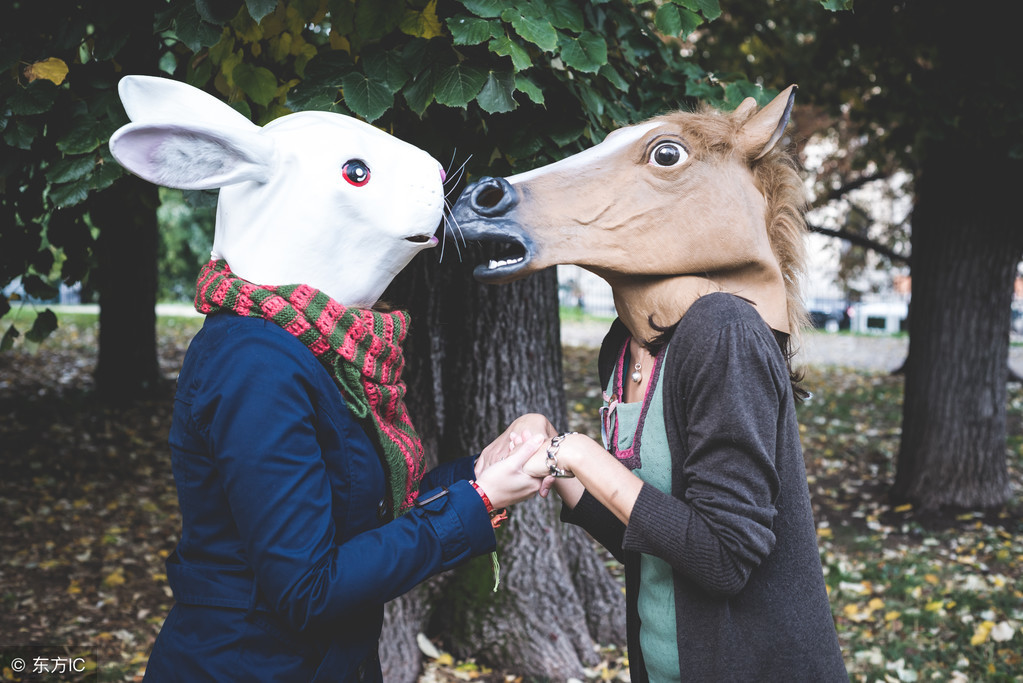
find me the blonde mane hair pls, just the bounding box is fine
[652,101,811,350]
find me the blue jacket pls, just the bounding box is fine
[144,314,495,682]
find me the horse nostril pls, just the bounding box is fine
[469,177,517,217]
[476,184,503,209]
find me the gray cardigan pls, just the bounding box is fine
[563,293,847,682]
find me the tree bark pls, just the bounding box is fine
[892,151,1023,510]
[92,166,162,400]
[378,247,626,681]
[90,0,162,402]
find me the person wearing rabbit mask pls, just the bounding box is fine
[108,75,549,682]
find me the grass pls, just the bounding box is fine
[2,313,1021,681]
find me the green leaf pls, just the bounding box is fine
[340,72,393,121]
[56,119,111,155]
[7,82,59,116]
[673,0,721,21]
[233,64,279,107]
[1,325,19,351]
[25,309,58,343]
[458,0,504,18]
[4,119,38,150]
[172,4,223,51]
[355,0,403,41]
[599,63,629,92]
[402,68,437,115]
[196,0,241,23]
[514,75,544,105]
[434,64,487,108]
[362,50,408,92]
[541,0,584,32]
[48,180,91,208]
[819,0,854,10]
[655,4,701,40]
[502,7,557,51]
[45,156,96,184]
[87,150,124,192]
[245,0,278,22]
[328,0,356,34]
[288,52,354,112]
[558,31,607,73]
[447,14,497,45]
[489,35,532,71]
[22,275,58,301]
[477,70,517,114]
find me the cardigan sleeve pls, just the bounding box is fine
[195,325,495,632]
[622,294,783,596]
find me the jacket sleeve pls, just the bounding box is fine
[420,455,478,491]
[198,327,495,632]
[622,297,782,596]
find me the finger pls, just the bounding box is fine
[508,433,546,467]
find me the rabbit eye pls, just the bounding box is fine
[342,159,370,186]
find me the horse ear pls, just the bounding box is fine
[736,85,797,161]
[109,122,275,190]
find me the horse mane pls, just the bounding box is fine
[645,100,811,399]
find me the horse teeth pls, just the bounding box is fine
[488,257,524,269]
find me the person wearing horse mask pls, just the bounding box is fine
[452,86,847,681]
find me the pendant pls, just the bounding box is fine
[631,361,642,383]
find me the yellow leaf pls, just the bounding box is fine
[970,620,995,646]
[893,503,912,513]
[924,600,944,612]
[923,574,939,585]
[24,57,69,85]
[103,568,126,587]
[817,527,832,538]
[400,0,442,39]
[884,611,901,622]
[435,653,453,666]
[67,580,82,595]
[867,597,885,612]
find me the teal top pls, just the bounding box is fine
[603,343,681,682]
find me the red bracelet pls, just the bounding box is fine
[470,481,507,529]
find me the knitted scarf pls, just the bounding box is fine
[194,259,425,516]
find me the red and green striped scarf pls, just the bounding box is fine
[194,259,425,516]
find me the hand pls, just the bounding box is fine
[474,433,548,509]
[475,413,557,479]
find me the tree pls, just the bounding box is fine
[695,0,1023,510]
[4,0,760,677]
[1,0,162,398]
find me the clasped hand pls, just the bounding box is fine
[473,413,559,507]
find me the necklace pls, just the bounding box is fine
[631,360,642,383]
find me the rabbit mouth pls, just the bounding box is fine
[405,233,439,246]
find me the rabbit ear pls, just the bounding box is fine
[109,122,275,190]
[117,75,258,132]
[109,75,276,189]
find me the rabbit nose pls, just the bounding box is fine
[439,167,446,183]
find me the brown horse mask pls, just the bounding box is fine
[451,86,807,346]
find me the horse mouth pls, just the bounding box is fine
[471,234,533,283]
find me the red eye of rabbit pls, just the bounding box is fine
[342,159,370,186]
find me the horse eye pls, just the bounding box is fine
[342,159,371,186]
[650,142,687,167]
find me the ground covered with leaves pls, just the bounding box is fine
[2,318,1022,682]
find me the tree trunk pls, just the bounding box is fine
[892,151,1023,510]
[91,176,162,400]
[89,0,161,402]
[379,247,626,681]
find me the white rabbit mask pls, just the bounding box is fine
[108,75,445,308]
